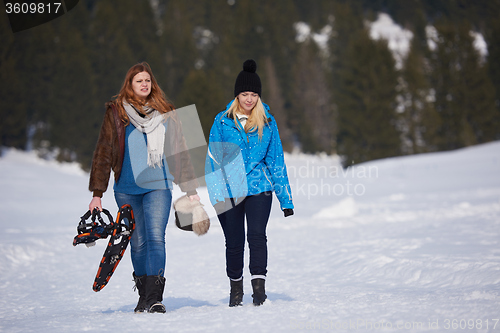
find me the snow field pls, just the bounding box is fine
[0,142,499,332]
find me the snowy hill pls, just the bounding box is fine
[0,142,499,332]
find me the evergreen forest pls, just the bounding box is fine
[1,0,499,169]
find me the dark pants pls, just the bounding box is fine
[217,192,273,280]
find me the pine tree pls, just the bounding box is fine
[482,1,500,140]
[261,56,294,152]
[0,14,27,149]
[230,0,268,60]
[6,16,63,153]
[430,19,498,149]
[46,7,97,166]
[202,1,241,102]
[327,1,364,158]
[175,68,225,185]
[2,0,499,169]
[257,0,300,109]
[400,36,440,154]
[290,40,335,154]
[336,29,400,167]
[176,68,225,140]
[159,0,202,100]
[88,0,160,105]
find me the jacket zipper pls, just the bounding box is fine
[232,117,249,146]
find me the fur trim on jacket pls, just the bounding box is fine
[173,195,210,236]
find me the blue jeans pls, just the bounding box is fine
[115,190,172,277]
[217,192,272,280]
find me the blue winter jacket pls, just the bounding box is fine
[205,100,294,211]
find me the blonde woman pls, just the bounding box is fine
[206,59,294,307]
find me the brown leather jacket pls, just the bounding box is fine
[89,101,199,197]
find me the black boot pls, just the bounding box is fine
[229,278,244,307]
[251,278,267,306]
[132,272,147,313]
[145,275,166,313]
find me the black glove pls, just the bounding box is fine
[283,209,294,217]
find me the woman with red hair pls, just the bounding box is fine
[88,62,199,313]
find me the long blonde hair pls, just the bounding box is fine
[225,97,268,139]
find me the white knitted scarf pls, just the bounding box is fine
[123,102,166,168]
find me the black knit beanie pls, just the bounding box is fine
[234,59,262,97]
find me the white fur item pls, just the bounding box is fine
[173,195,210,236]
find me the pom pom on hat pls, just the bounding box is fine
[234,59,261,97]
[243,59,257,73]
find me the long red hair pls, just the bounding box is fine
[114,62,174,124]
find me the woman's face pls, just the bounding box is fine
[237,91,259,114]
[131,71,151,100]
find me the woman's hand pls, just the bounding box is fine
[89,196,102,212]
[189,194,201,202]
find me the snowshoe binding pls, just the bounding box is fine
[73,208,115,247]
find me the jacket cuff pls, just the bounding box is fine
[186,190,198,196]
[280,203,294,210]
[92,190,104,198]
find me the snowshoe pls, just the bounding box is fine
[93,204,135,292]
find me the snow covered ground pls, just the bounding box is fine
[0,142,499,333]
